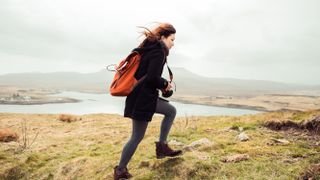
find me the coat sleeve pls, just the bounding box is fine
[145,50,168,89]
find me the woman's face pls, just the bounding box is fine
[161,34,175,50]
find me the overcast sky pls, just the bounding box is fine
[0,0,319,85]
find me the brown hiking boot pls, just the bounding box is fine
[155,141,183,159]
[114,166,132,180]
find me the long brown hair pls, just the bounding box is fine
[138,23,176,47]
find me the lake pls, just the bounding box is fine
[0,91,262,116]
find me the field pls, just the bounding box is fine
[1,110,320,179]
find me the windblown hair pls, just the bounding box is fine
[138,23,176,47]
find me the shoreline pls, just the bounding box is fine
[0,92,266,112]
[0,98,81,105]
[170,94,320,112]
[0,89,80,105]
[1,89,319,113]
[170,98,268,112]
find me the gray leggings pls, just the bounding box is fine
[118,98,177,169]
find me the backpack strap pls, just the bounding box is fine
[164,59,176,91]
[164,59,173,82]
[106,51,139,72]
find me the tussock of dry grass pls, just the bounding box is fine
[0,128,19,142]
[58,114,82,123]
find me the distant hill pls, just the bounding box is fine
[0,71,109,93]
[0,68,318,97]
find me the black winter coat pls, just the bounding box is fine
[124,40,169,122]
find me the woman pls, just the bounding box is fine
[114,23,182,180]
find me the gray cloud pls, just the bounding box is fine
[175,0,320,85]
[0,0,319,85]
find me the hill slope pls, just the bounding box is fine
[1,110,320,179]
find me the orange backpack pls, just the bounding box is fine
[108,50,174,96]
[108,51,142,96]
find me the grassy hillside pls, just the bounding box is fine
[1,110,320,179]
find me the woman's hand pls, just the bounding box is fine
[164,82,172,92]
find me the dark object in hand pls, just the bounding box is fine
[161,89,173,98]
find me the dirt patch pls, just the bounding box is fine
[264,116,320,134]
[2,165,28,180]
[299,164,320,180]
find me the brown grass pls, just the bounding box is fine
[264,116,320,134]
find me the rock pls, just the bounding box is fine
[183,138,213,151]
[238,127,244,132]
[188,138,213,148]
[183,146,194,152]
[0,128,19,142]
[221,154,250,163]
[168,139,184,146]
[237,132,249,141]
[194,152,210,160]
[271,138,290,145]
